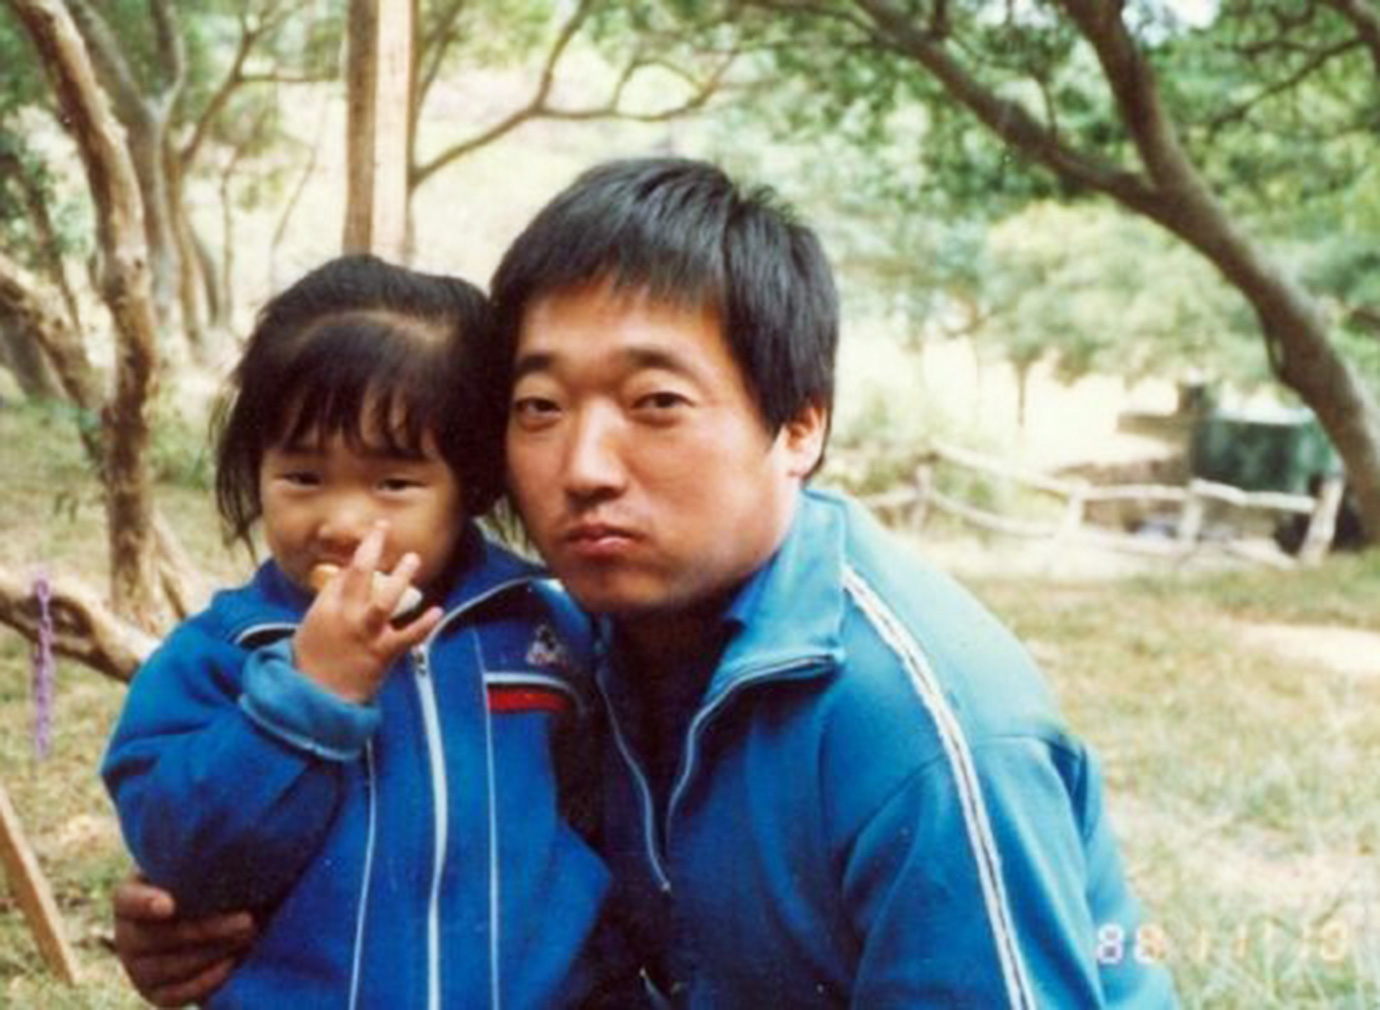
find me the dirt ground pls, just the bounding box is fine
[915,532,1380,680]
[1236,622,1380,680]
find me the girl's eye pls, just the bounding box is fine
[282,471,319,487]
[378,478,420,493]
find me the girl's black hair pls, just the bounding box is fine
[213,254,503,546]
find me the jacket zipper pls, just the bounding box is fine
[601,655,832,895]
[604,710,674,892]
[347,742,377,1010]
[475,632,503,1010]
[413,645,448,1010]
[665,658,830,836]
[406,576,527,1010]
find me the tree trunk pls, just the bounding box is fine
[126,112,182,335]
[166,158,208,354]
[0,249,104,457]
[8,0,175,631]
[1015,359,1033,431]
[65,0,195,352]
[0,315,64,399]
[1152,199,1380,545]
[344,0,413,260]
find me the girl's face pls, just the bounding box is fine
[258,423,464,596]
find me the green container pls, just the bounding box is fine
[1189,408,1341,494]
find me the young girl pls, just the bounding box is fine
[102,255,612,1008]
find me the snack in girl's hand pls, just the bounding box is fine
[308,563,424,618]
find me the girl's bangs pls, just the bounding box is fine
[275,370,436,460]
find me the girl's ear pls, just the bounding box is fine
[779,402,828,480]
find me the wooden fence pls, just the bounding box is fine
[859,441,1347,568]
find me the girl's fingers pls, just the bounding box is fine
[375,552,424,617]
[389,604,444,649]
[347,523,389,584]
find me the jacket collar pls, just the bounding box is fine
[702,488,848,701]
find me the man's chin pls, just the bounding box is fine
[555,569,668,619]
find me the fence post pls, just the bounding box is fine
[1298,475,1346,566]
[1058,484,1087,540]
[1178,481,1206,551]
[910,464,933,532]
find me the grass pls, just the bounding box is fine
[0,401,245,1008]
[962,551,1380,1008]
[2,400,1378,1005]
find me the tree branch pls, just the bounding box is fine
[411,0,595,186]
[849,0,1161,213]
[1320,0,1380,73]
[0,150,83,332]
[1053,0,1205,198]
[1204,37,1363,134]
[0,565,153,683]
[415,0,469,115]
[148,0,186,105]
[178,9,260,171]
[63,0,148,125]
[0,249,103,419]
[412,2,734,188]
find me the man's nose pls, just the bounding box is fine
[563,407,626,501]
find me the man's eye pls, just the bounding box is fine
[636,391,690,412]
[512,397,561,423]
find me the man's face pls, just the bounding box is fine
[506,281,824,623]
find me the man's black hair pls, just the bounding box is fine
[213,254,502,547]
[489,157,838,448]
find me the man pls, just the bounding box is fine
[115,158,1176,1006]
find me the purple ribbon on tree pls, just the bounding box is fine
[32,573,55,760]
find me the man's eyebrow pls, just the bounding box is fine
[512,345,700,381]
[623,346,698,377]
[512,350,555,383]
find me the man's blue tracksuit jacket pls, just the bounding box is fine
[593,488,1178,1007]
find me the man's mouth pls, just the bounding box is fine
[562,522,638,559]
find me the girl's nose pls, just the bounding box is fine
[315,494,376,551]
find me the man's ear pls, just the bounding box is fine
[779,402,828,479]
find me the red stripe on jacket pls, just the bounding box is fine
[486,685,572,714]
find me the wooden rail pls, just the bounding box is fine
[858,441,1345,568]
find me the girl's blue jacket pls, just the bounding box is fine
[595,489,1178,1007]
[102,527,611,1009]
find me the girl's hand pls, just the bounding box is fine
[292,522,443,702]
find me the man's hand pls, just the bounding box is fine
[112,876,257,1007]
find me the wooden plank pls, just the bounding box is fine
[0,777,80,983]
[1188,478,1316,515]
[931,441,1084,498]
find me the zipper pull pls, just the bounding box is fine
[413,645,430,678]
